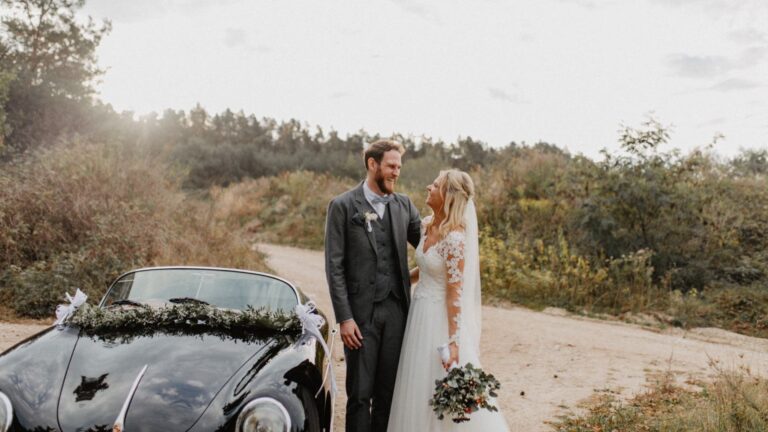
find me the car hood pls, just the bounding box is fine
[57,330,283,432]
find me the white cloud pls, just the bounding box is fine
[82,0,169,23]
[696,117,726,127]
[740,46,768,67]
[385,0,437,22]
[224,28,247,48]
[551,0,617,9]
[729,28,768,45]
[552,0,598,8]
[488,87,528,104]
[83,0,245,22]
[330,91,349,99]
[251,44,271,54]
[666,54,730,78]
[710,78,761,92]
[648,0,740,12]
[666,47,768,78]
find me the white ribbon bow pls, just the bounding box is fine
[55,288,88,325]
[295,301,338,395]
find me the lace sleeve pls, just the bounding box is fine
[438,231,466,283]
[438,230,465,347]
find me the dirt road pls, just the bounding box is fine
[3,244,768,431]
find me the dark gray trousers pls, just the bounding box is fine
[344,294,407,432]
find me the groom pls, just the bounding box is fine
[325,139,421,432]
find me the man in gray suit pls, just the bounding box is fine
[325,139,421,432]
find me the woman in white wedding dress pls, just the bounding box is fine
[388,170,509,432]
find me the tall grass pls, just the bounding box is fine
[552,365,768,431]
[0,141,267,318]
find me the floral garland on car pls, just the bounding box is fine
[67,302,302,335]
[56,289,302,339]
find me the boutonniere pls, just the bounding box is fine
[364,211,378,232]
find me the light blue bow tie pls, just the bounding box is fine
[371,195,392,205]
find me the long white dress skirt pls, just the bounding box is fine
[386,288,510,431]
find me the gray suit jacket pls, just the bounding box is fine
[324,182,421,324]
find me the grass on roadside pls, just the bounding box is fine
[551,363,768,432]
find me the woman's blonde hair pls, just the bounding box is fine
[427,169,475,238]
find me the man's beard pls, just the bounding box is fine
[375,167,395,194]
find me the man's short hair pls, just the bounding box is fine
[362,139,405,170]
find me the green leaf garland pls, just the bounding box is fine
[65,302,302,339]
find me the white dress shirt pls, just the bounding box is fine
[362,181,390,219]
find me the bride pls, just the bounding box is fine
[388,169,509,431]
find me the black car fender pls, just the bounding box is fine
[0,326,79,432]
[188,333,332,432]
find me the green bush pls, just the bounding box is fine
[479,229,661,314]
[470,120,768,336]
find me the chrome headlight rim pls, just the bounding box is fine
[0,391,12,432]
[235,396,291,432]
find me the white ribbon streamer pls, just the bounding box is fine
[294,301,338,395]
[55,288,87,325]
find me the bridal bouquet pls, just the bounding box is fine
[429,363,501,423]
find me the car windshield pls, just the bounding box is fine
[101,269,298,312]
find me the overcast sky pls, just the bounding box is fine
[79,0,768,159]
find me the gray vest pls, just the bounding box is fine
[372,204,403,302]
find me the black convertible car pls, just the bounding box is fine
[0,267,335,432]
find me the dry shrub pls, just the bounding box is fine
[552,365,768,432]
[0,141,267,318]
[670,364,768,431]
[211,171,355,250]
[212,171,429,251]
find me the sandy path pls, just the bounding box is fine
[0,322,53,352]
[3,244,768,431]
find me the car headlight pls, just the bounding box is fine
[236,397,291,432]
[0,391,12,432]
